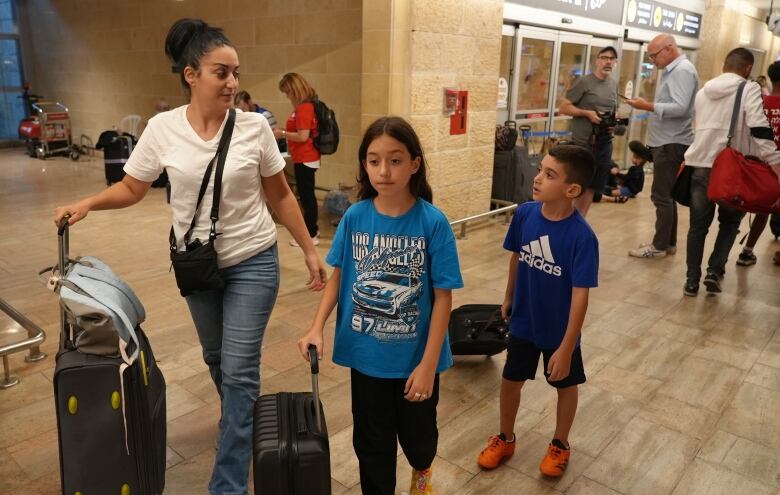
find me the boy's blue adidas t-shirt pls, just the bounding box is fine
[504,201,599,350]
[326,199,463,379]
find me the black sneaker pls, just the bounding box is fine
[736,251,757,266]
[703,272,723,293]
[683,280,699,297]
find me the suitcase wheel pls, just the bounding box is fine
[111,390,121,410]
[68,396,78,415]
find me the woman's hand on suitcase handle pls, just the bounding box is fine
[298,329,324,362]
[54,199,91,226]
[404,363,434,402]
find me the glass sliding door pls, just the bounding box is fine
[552,36,590,142]
[626,45,658,161]
[615,42,640,166]
[500,26,626,157]
[0,0,24,140]
[513,27,557,153]
[497,25,516,124]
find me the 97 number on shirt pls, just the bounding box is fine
[352,314,375,334]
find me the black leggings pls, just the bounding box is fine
[351,369,439,495]
[294,163,318,237]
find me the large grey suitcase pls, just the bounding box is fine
[53,220,166,495]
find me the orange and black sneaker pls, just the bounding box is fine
[539,439,570,477]
[477,433,516,469]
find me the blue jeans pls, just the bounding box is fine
[685,168,745,281]
[185,245,280,495]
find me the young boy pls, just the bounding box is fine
[477,144,599,477]
[601,140,649,203]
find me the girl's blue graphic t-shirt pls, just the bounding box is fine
[504,201,599,350]
[326,199,463,378]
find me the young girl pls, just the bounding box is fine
[298,117,463,495]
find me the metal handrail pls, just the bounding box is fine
[0,297,48,389]
[450,202,517,239]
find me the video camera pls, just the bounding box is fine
[597,111,629,136]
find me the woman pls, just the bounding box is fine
[54,18,326,495]
[274,73,321,246]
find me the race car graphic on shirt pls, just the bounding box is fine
[350,232,426,341]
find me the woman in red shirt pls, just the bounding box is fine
[274,73,321,246]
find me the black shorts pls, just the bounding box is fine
[502,335,586,388]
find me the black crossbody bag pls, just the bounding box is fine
[169,109,235,297]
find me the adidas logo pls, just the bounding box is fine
[519,235,562,277]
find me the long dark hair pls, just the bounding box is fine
[164,18,233,97]
[357,116,433,202]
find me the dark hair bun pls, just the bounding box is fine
[165,18,207,70]
[163,18,232,95]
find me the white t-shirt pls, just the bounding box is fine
[124,106,286,268]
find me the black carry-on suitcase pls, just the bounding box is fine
[52,219,166,495]
[491,149,516,203]
[253,345,330,494]
[449,304,510,356]
[96,131,133,185]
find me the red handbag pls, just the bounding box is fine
[708,81,780,214]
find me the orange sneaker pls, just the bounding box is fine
[539,439,570,477]
[477,434,516,469]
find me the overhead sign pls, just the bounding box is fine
[625,0,702,39]
[507,0,624,26]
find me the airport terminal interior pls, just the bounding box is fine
[1,0,780,494]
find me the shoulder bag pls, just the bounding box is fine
[169,109,236,297]
[708,81,780,214]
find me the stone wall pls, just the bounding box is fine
[361,0,502,221]
[20,0,362,189]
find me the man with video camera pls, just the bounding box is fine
[559,46,625,216]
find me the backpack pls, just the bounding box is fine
[495,121,518,151]
[324,189,351,217]
[41,256,145,360]
[310,96,339,155]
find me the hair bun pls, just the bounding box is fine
[165,18,208,68]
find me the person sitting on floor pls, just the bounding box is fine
[601,140,649,203]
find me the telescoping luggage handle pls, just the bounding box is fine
[57,217,71,344]
[308,344,322,431]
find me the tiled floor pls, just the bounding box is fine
[0,148,779,494]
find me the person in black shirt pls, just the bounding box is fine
[602,140,650,203]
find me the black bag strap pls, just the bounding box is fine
[169,109,236,252]
[726,81,747,148]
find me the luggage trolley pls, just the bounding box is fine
[19,101,81,161]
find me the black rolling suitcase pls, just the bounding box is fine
[491,149,515,203]
[449,304,510,356]
[96,131,133,185]
[50,220,166,495]
[253,345,330,494]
